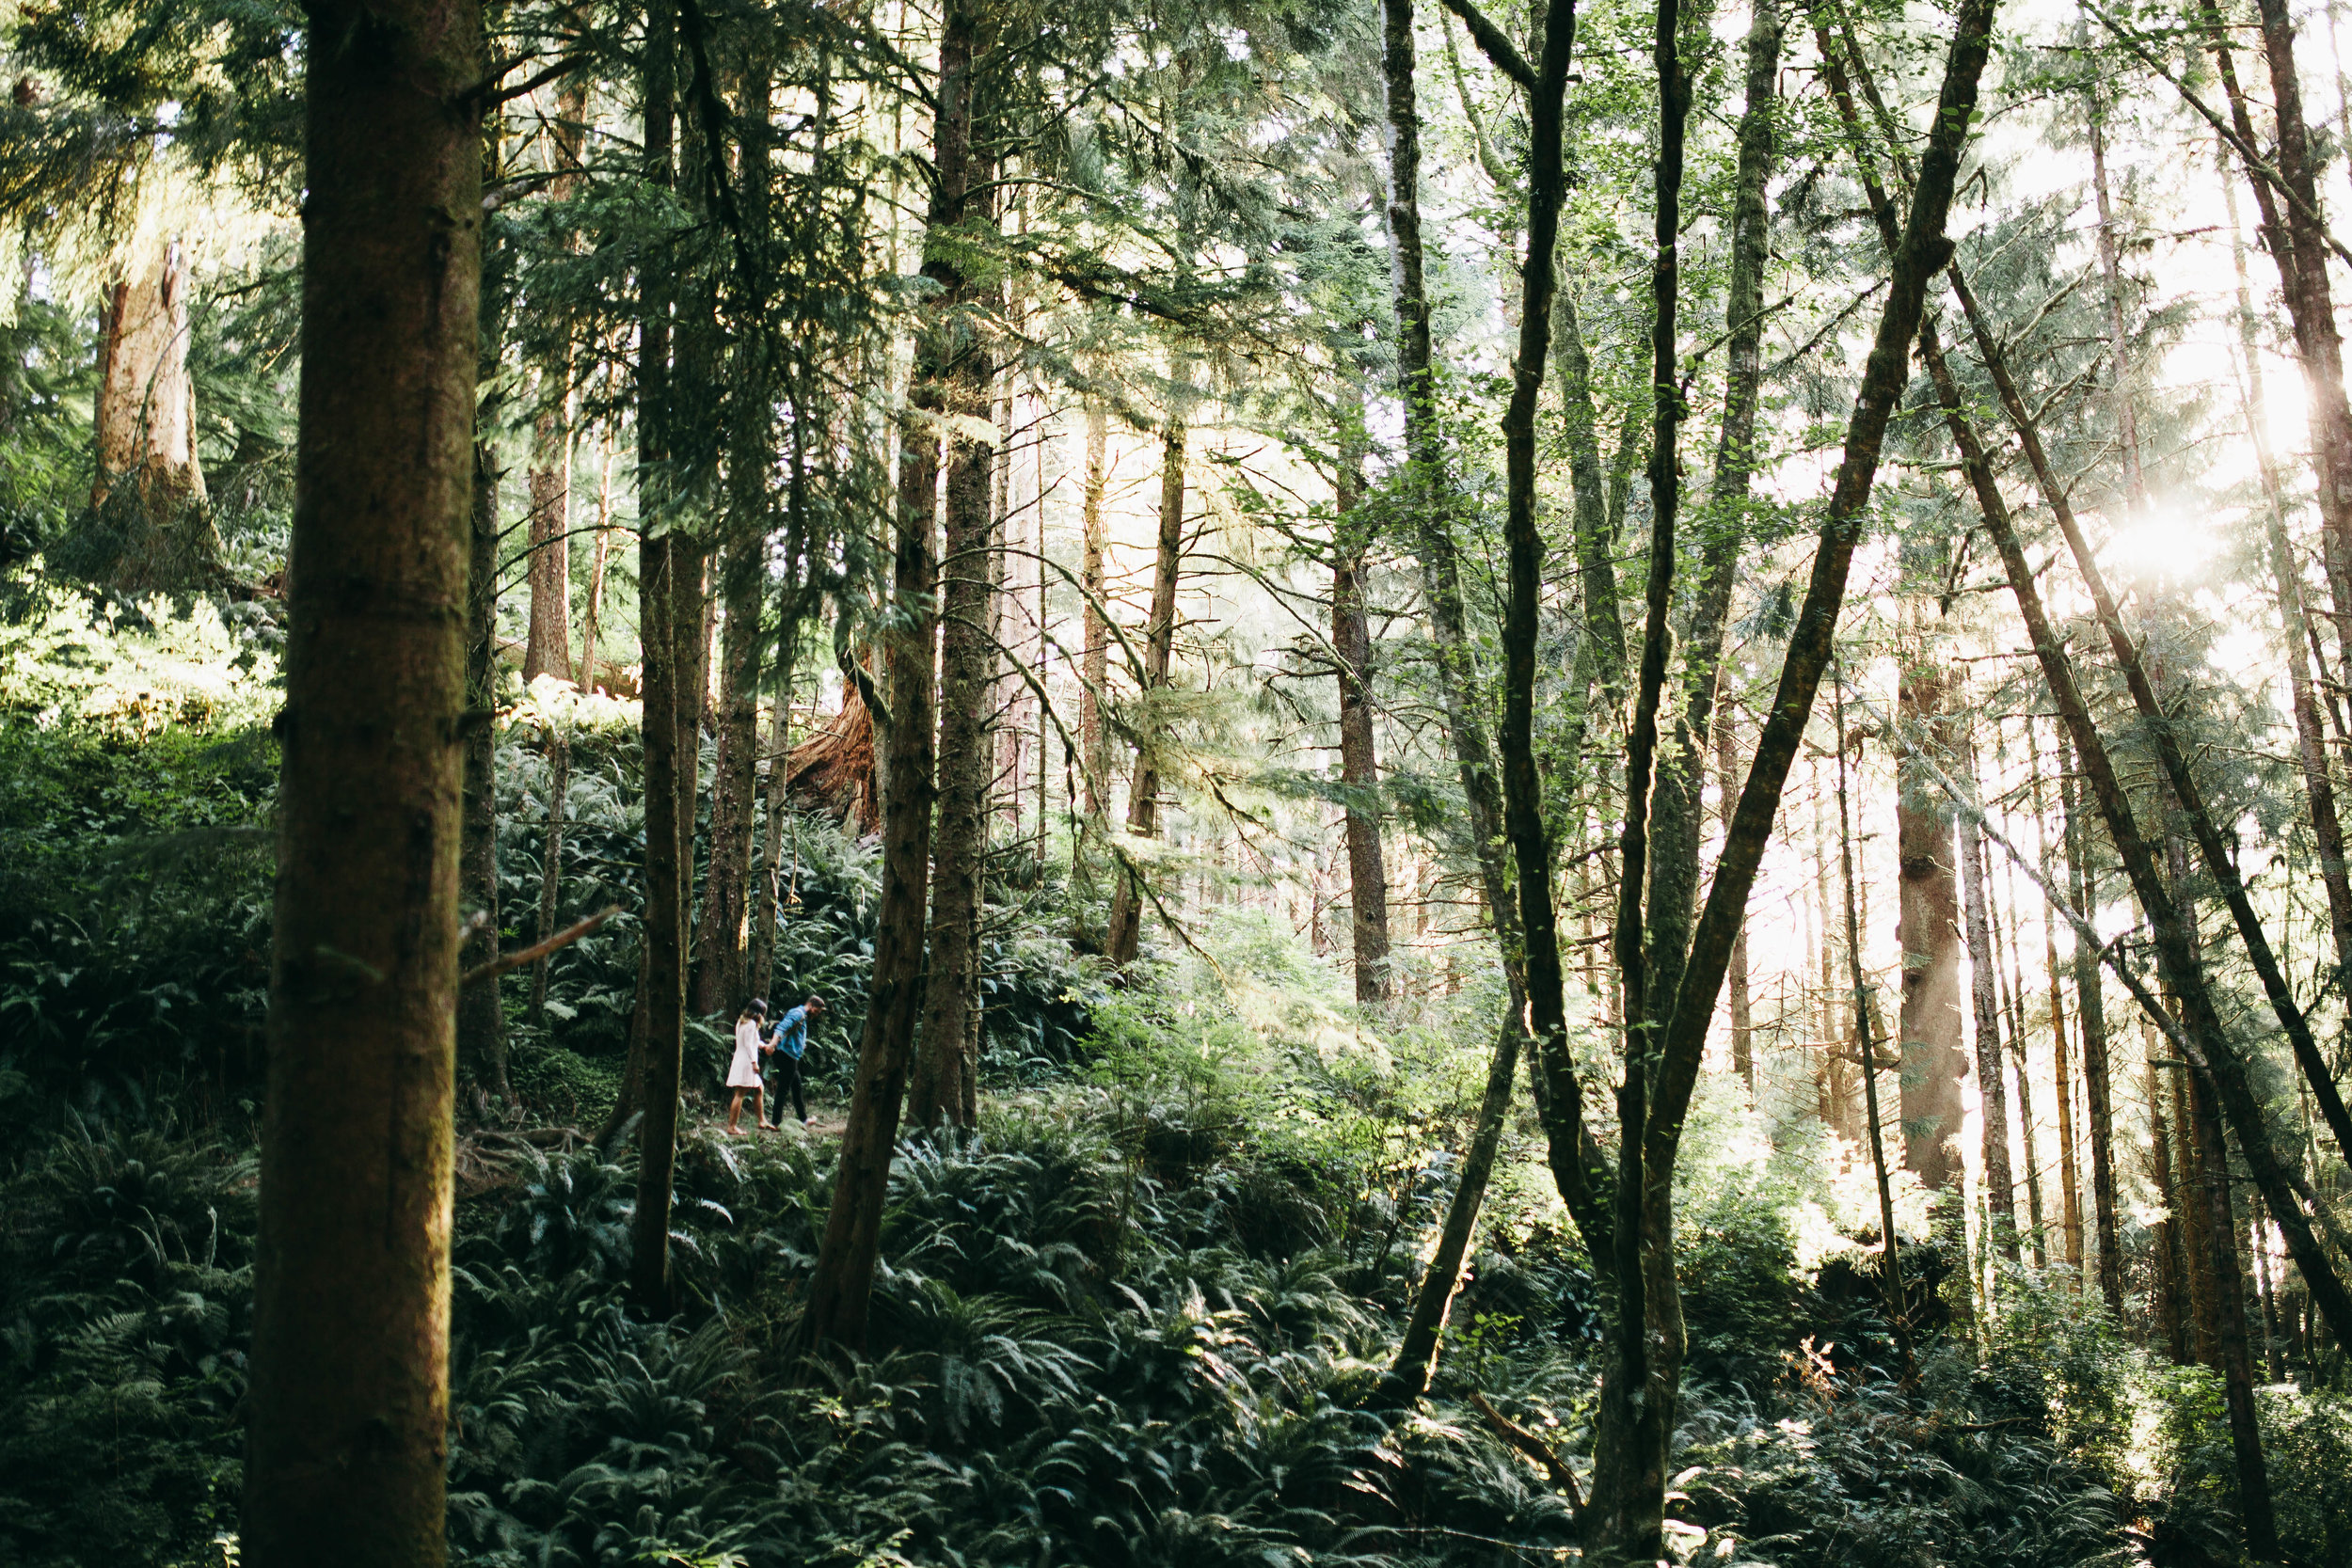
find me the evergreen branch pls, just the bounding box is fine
[2077,0,2352,270]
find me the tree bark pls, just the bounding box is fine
[530,729,569,1029]
[803,0,976,1349]
[459,434,506,1101]
[1378,0,1558,1415]
[521,74,587,682]
[1836,686,1912,1368]
[1896,656,1964,1193]
[2223,149,2352,1008]
[2086,83,2145,509]
[2235,0,2352,677]
[1104,408,1184,965]
[2059,731,2122,1313]
[1638,0,1780,1035]
[2031,736,2083,1276]
[93,238,217,591]
[1716,705,1754,1098]
[1996,867,2045,1269]
[2187,1063,2282,1559]
[2148,1042,2192,1361]
[1079,403,1110,817]
[579,433,615,690]
[1333,454,1391,1006]
[913,275,999,1128]
[1385,1002,1523,1404]
[522,385,573,683]
[242,0,481,1555]
[1959,777,2017,1261]
[629,0,687,1314]
[692,536,766,1015]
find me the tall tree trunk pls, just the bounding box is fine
[521,74,588,682]
[2060,731,2122,1313]
[2031,735,2083,1276]
[1836,683,1912,1366]
[2174,1057,2223,1365]
[690,47,777,1023]
[1333,453,1391,1006]
[2223,150,2352,1005]
[1997,874,2045,1269]
[1717,710,1755,1098]
[1376,0,1548,1412]
[579,432,614,690]
[530,729,569,1029]
[803,0,977,1349]
[242,0,482,1554]
[693,537,766,1016]
[1960,774,2017,1261]
[2148,1042,2192,1361]
[1386,999,1522,1404]
[629,0,687,1314]
[2086,84,2146,510]
[1616,4,1995,1552]
[522,383,574,682]
[92,237,216,591]
[1640,0,1779,1035]
[459,434,506,1101]
[1079,403,1109,817]
[1919,304,2352,1344]
[913,261,1000,1128]
[1104,408,1184,965]
[2233,0,2352,680]
[2187,1065,2282,1558]
[1896,654,1964,1193]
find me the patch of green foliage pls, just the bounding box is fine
[8,645,2352,1567]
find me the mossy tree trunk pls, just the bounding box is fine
[1374,0,1532,1411]
[1959,780,2016,1262]
[629,0,688,1314]
[242,0,482,1558]
[522,69,588,682]
[93,238,217,591]
[913,258,999,1128]
[459,427,506,1101]
[693,535,767,1017]
[1104,409,1185,966]
[1078,403,1109,817]
[804,0,980,1349]
[1331,451,1390,1006]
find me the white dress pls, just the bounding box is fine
[726,1018,765,1088]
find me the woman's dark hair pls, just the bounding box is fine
[742,998,768,1019]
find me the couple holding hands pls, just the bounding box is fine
[725,995,825,1134]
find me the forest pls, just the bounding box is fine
[6,0,2352,1556]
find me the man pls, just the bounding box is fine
[764,995,824,1130]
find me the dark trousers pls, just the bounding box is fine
[767,1053,806,1124]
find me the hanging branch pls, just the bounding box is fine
[462,906,622,988]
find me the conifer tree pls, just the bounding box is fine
[243,0,483,1558]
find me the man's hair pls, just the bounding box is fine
[805,996,825,1010]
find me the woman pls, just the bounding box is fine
[724,998,771,1135]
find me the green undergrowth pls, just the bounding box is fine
[7,584,2352,1565]
[11,989,2349,1566]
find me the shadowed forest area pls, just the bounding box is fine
[8,0,2352,1559]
